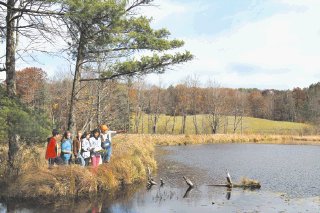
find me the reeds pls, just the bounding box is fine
[239,177,261,189]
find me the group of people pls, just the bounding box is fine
[45,125,118,168]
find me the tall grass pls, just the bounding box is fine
[132,114,314,135]
[0,135,156,200]
[118,134,320,146]
[1,133,319,200]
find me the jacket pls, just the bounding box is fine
[73,137,81,156]
[61,139,72,160]
[45,137,58,160]
[81,138,91,159]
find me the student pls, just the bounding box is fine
[89,129,102,168]
[100,125,116,163]
[81,132,91,166]
[61,131,73,165]
[45,129,63,167]
[73,131,85,166]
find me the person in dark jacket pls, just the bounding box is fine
[73,130,85,166]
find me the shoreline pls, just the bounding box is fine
[0,136,156,201]
[0,133,319,201]
[121,134,320,146]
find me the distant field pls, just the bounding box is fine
[131,114,313,135]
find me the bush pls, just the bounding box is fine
[0,86,51,145]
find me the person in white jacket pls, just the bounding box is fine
[89,129,102,168]
[81,132,91,166]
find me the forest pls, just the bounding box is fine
[6,66,320,137]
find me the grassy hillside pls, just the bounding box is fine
[131,114,313,135]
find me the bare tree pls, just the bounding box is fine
[206,80,225,134]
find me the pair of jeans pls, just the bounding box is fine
[102,141,112,163]
[75,152,85,166]
[103,147,112,162]
[63,158,70,165]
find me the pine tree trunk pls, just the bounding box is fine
[96,81,101,126]
[68,33,84,135]
[6,0,16,97]
[6,0,19,174]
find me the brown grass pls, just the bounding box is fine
[239,177,260,187]
[0,135,156,200]
[1,133,320,199]
[124,134,320,146]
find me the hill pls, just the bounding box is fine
[131,114,313,135]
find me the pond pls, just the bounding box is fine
[1,143,320,212]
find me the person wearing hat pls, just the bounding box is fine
[45,129,63,167]
[100,124,119,163]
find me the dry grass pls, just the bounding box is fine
[239,177,261,188]
[1,133,320,199]
[231,177,262,189]
[125,134,320,146]
[0,135,156,200]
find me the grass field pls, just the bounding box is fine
[132,114,314,135]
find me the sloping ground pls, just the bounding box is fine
[132,114,313,135]
[0,135,156,200]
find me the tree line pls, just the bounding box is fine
[13,68,320,135]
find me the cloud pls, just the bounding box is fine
[2,0,320,90]
[145,0,320,89]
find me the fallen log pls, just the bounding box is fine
[207,183,261,189]
[207,176,261,189]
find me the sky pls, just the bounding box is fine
[1,0,320,89]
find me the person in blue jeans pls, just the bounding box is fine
[61,131,73,165]
[100,125,120,163]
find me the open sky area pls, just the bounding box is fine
[1,0,320,89]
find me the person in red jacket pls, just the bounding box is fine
[45,129,62,167]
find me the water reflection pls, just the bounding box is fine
[1,144,320,213]
[183,186,193,198]
[226,188,232,200]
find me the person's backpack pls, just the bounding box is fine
[101,135,111,149]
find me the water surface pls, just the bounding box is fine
[1,143,320,212]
